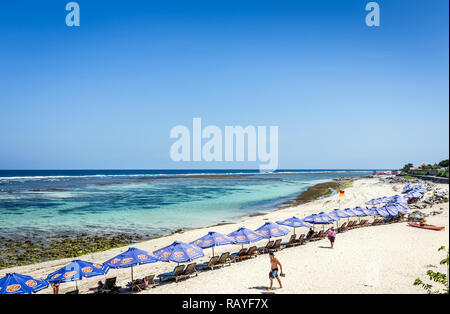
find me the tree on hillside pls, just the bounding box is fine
[438,159,449,167]
[402,163,414,172]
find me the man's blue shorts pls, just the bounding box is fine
[269,269,278,278]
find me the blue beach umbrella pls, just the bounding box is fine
[368,206,390,217]
[190,232,236,256]
[379,196,390,203]
[104,247,159,281]
[276,216,312,234]
[0,273,48,294]
[228,227,263,248]
[366,198,381,206]
[254,222,290,239]
[46,259,109,290]
[383,205,399,216]
[389,202,409,214]
[153,241,204,263]
[304,213,335,230]
[344,208,359,217]
[352,207,369,217]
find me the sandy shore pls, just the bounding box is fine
[1,177,448,294]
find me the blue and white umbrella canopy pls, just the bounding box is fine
[304,213,335,225]
[352,207,369,217]
[402,184,413,193]
[104,247,159,269]
[47,260,109,283]
[104,247,159,282]
[368,206,390,217]
[190,232,236,256]
[347,207,363,216]
[379,196,390,203]
[366,198,382,206]
[254,222,290,239]
[276,216,312,229]
[386,203,409,214]
[153,241,204,263]
[228,227,263,246]
[407,191,424,199]
[0,273,48,294]
[383,205,399,216]
[390,195,408,205]
[329,209,351,220]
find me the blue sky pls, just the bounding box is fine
[0,0,448,169]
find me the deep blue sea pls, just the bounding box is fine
[0,170,372,239]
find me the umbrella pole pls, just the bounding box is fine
[212,247,215,256]
[131,266,133,282]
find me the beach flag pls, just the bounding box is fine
[339,190,345,197]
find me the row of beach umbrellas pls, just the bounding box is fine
[1,194,411,294]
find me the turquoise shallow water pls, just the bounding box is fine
[0,170,371,239]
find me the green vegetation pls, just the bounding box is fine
[414,246,449,294]
[282,179,353,207]
[0,233,141,269]
[402,163,414,172]
[403,175,417,180]
[438,169,449,178]
[400,159,449,177]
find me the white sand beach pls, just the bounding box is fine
[1,177,448,294]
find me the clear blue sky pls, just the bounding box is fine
[0,0,448,169]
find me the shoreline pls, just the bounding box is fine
[1,176,448,294]
[0,177,348,269]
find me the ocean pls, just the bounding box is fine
[0,170,371,240]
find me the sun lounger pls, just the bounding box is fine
[230,248,247,262]
[360,219,369,227]
[310,231,323,241]
[96,277,121,294]
[348,221,356,229]
[296,234,305,245]
[196,256,220,271]
[217,252,231,267]
[258,240,274,254]
[181,263,198,280]
[338,222,347,233]
[284,235,298,248]
[158,265,186,283]
[320,230,327,239]
[129,274,156,292]
[269,239,282,252]
[238,246,258,261]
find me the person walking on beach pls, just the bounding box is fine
[268,252,284,291]
[327,227,336,249]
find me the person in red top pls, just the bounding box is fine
[327,227,337,249]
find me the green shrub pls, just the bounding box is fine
[414,246,449,294]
